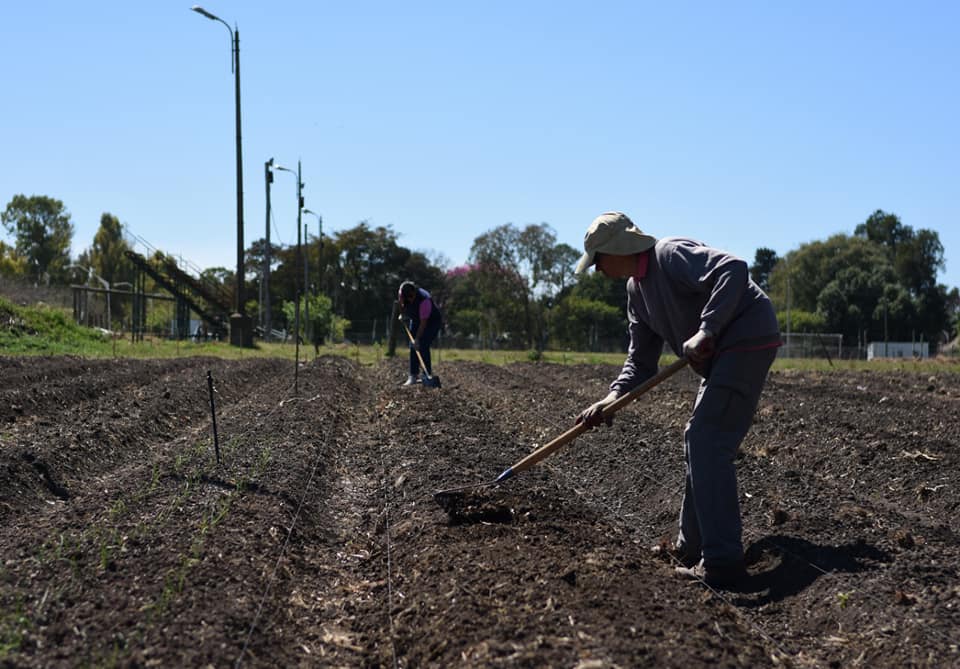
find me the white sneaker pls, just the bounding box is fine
[402,375,419,386]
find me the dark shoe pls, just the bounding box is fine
[675,560,748,589]
[651,542,700,568]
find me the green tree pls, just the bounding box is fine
[444,263,527,344]
[470,224,532,345]
[768,234,890,314]
[855,209,945,296]
[854,209,911,252]
[569,270,627,311]
[0,241,27,278]
[545,270,630,348]
[872,284,917,341]
[912,283,952,344]
[400,250,447,304]
[896,228,945,295]
[199,266,233,293]
[947,287,960,341]
[549,242,581,294]
[85,213,135,321]
[854,209,950,340]
[816,265,896,338]
[549,295,623,350]
[1,194,74,283]
[774,309,826,334]
[282,292,348,345]
[470,224,521,270]
[750,247,778,293]
[769,214,952,345]
[768,234,895,343]
[469,222,577,348]
[88,214,133,286]
[333,222,418,329]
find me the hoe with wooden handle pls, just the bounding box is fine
[433,356,689,510]
[399,317,441,388]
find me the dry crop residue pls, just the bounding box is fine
[1,355,958,667]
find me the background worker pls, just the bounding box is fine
[397,281,444,386]
[574,211,781,588]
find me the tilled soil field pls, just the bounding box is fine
[1,354,959,667]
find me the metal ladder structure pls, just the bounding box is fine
[124,250,230,340]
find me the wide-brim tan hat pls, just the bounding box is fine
[574,211,656,273]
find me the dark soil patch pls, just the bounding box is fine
[1,355,958,666]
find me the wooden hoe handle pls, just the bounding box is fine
[399,316,433,378]
[498,357,689,481]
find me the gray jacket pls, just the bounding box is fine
[611,237,780,394]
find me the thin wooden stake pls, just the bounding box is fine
[206,370,221,465]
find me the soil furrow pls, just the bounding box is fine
[1,354,958,667]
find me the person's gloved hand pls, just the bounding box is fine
[683,329,715,374]
[576,392,619,429]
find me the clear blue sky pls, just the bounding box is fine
[3,1,958,288]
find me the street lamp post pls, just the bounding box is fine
[264,158,274,341]
[303,208,323,347]
[303,220,310,345]
[303,209,323,288]
[272,161,304,386]
[302,208,323,280]
[191,5,252,347]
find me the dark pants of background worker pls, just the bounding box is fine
[409,318,441,377]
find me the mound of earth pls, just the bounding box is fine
[1,354,958,667]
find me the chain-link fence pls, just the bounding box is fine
[779,332,844,359]
[11,280,954,362]
[336,318,630,353]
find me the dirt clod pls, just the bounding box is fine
[0,355,958,667]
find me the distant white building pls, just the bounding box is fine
[867,342,929,360]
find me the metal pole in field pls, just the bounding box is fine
[191,5,251,347]
[304,221,310,347]
[264,158,274,341]
[272,160,304,392]
[206,371,221,465]
[295,160,302,391]
[303,208,323,347]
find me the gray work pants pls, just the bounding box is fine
[677,346,777,565]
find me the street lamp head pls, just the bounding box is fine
[191,5,219,21]
[303,210,323,248]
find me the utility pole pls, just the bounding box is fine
[263,158,273,341]
[303,221,310,348]
[785,256,792,358]
[303,208,323,346]
[295,160,303,389]
[191,6,252,347]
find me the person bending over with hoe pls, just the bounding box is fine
[575,211,780,588]
[397,281,443,386]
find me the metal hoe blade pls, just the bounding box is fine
[432,465,517,511]
[398,315,441,389]
[431,357,689,512]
